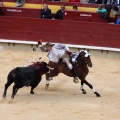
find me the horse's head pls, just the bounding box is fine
[77,50,92,67]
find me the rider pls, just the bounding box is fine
[39,42,78,82]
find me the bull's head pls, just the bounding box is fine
[26,59,54,74]
[40,62,54,75]
[38,58,54,70]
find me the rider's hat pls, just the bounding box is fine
[44,42,53,47]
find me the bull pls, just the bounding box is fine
[3,61,53,99]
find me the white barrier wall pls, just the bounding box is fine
[0,40,120,59]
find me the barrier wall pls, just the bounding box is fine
[0,16,120,49]
[63,10,107,23]
[0,42,120,59]
[1,7,41,18]
[0,7,107,23]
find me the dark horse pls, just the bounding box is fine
[45,50,100,97]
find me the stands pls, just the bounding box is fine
[63,10,107,23]
[0,6,108,23]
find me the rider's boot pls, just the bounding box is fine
[70,68,79,83]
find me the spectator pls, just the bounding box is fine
[96,5,108,19]
[55,5,65,20]
[0,8,2,15]
[41,4,52,19]
[73,5,78,10]
[96,0,102,4]
[112,5,119,16]
[49,0,60,2]
[88,0,97,3]
[69,0,80,2]
[116,18,120,24]
[112,0,119,4]
[88,0,102,4]
[105,4,112,12]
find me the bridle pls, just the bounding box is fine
[75,51,91,65]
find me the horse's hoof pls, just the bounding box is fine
[73,79,79,83]
[45,84,49,89]
[96,94,101,97]
[83,91,87,94]
[3,94,6,98]
[95,92,101,97]
[30,91,35,94]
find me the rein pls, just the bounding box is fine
[73,51,90,66]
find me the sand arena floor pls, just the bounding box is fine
[0,48,120,120]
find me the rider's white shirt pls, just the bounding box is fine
[47,51,59,62]
[47,43,69,62]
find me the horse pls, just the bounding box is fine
[45,50,101,97]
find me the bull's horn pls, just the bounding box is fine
[39,57,42,60]
[37,57,42,62]
[26,60,34,63]
[47,66,54,70]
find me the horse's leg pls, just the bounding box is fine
[80,81,87,94]
[45,80,49,89]
[3,80,13,98]
[83,80,101,97]
[45,73,50,89]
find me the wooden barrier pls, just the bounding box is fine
[0,16,120,49]
[1,6,41,18]
[63,10,107,23]
[0,6,98,20]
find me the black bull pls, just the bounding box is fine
[3,62,50,99]
[46,50,101,97]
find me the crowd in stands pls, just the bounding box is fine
[40,3,120,23]
[41,4,65,20]
[41,4,79,20]
[88,0,120,4]
[0,1,120,24]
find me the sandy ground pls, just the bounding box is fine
[0,49,120,120]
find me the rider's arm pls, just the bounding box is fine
[38,40,48,52]
[39,45,48,52]
[57,43,70,51]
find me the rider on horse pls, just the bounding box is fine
[39,42,78,82]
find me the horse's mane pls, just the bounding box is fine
[71,50,90,62]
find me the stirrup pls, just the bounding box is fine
[73,77,79,83]
[48,77,52,81]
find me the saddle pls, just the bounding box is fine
[58,52,78,69]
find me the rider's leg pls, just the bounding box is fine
[62,56,78,82]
